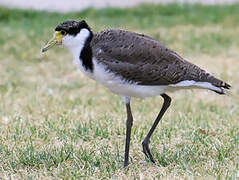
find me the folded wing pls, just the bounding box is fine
[92,30,230,94]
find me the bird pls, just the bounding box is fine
[42,20,231,167]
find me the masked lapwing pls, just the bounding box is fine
[42,20,231,167]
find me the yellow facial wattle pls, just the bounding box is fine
[55,31,63,44]
[42,31,64,53]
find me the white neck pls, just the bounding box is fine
[63,28,90,60]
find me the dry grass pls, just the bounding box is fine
[0,4,239,179]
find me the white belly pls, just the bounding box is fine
[74,58,168,98]
[103,83,168,98]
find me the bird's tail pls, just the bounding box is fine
[211,81,231,95]
[197,75,231,95]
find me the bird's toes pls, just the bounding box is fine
[142,144,149,158]
[142,141,156,163]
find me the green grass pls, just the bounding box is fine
[0,3,239,179]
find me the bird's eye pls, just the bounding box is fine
[61,30,67,35]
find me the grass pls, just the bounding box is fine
[0,3,239,179]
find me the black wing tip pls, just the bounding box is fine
[223,82,231,89]
[213,82,231,95]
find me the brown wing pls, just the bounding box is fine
[91,29,230,89]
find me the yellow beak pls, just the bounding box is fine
[42,31,63,52]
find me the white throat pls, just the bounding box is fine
[62,28,90,59]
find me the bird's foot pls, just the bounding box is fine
[142,139,155,163]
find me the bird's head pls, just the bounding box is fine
[42,20,93,52]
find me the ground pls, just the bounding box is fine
[0,3,238,179]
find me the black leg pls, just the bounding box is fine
[124,100,133,167]
[142,93,171,163]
